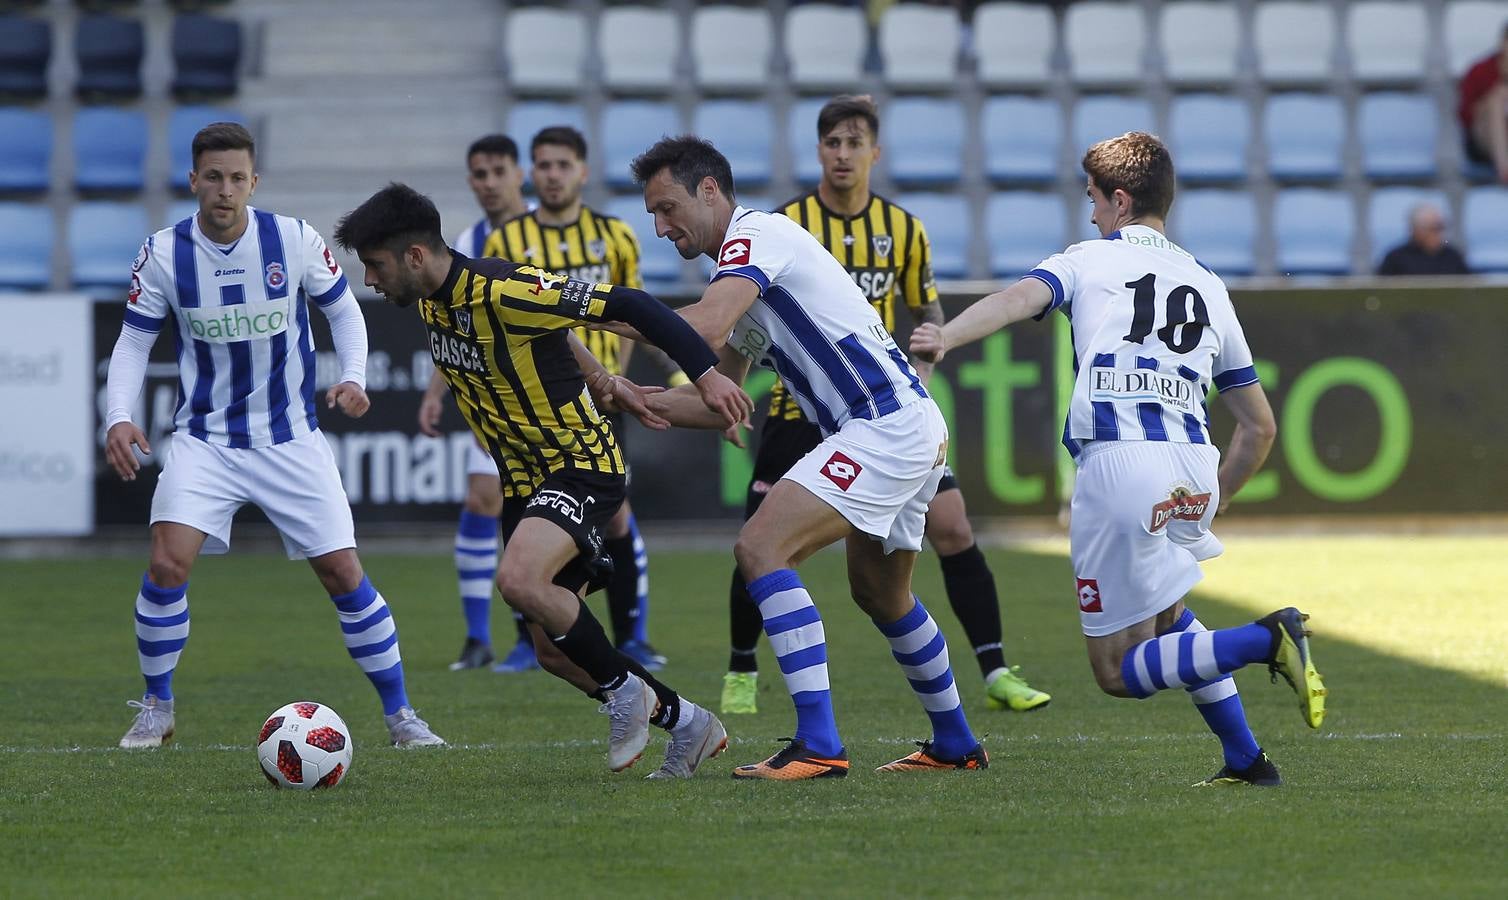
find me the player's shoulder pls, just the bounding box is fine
[868,191,920,224]
[584,205,637,239]
[461,252,528,282]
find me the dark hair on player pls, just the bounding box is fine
[817,94,880,140]
[630,135,737,201]
[191,122,255,169]
[467,133,518,163]
[1081,131,1176,221]
[531,126,588,162]
[333,182,448,256]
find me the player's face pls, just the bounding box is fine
[359,246,424,308]
[467,152,523,218]
[644,169,713,260]
[1086,179,1125,238]
[818,118,879,193]
[189,149,257,238]
[532,144,586,213]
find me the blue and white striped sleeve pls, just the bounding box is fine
[123,236,168,333]
[1212,304,1260,391]
[1023,247,1079,321]
[301,223,352,307]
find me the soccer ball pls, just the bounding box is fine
[256,701,353,790]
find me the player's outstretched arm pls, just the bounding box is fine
[645,344,753,433]
[911,278,1055,364]
[670,276,761,351]
[1215,383,1278,514]
[571,331,671,431]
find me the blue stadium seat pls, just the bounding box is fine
[1265,94,1344,180]
[886,97,964,186]
[505,102,587,151]
[1359,93,1438,180]
[163,198,199,230]
[1072,95,1156,152]
[1170,190,1257,276]
[169,107,244,190]
[69,201,147,291]
[75,107,146,192]
[987,192,1067,277]
[787,98,825,186]
[172,14,241,97]
[895,193,970,279]
[1273,189,1354,274]
[982,96,1060,183]
[76,14,143,99]
[693,100,772,188]
[1170,94,1249,183]
[0,15,50,99]
[0,108,50,192]
[605,196,683,289]
[1463,186,1508,271]
[0,202,52,289]
[1367,186,1448,267]
[602,101,679,189]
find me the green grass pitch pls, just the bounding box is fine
[2,535,1505,898]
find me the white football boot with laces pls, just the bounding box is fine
[600,673,653,772]
[119,696,175,749]
[647,704,728,779]
[386,707,446,747]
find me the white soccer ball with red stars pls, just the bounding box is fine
[256,701,353,790]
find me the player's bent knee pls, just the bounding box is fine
[926,522,975,557]
[147,556,191,589]
[1089,659,1136,698]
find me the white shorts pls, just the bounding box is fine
[150,430,356,560]
[465,439,499,477]
[1070,440,1225,637]
[784,400,948,554]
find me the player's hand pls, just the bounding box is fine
[326,382,370,418]
[721,421,750,449]
[417,391,443,437]
[910,323,946,364]
[695,369,753,429]
[585,370,671,431]
[105,421,151,482]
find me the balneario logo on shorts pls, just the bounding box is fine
[180,296,292,344]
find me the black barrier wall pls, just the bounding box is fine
[93,283,1508,525]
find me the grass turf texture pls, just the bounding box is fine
[2,535,1505,898]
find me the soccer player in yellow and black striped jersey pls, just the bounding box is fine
[483,125,674,671]
[720,95,1052,716]
[336,182,747,775]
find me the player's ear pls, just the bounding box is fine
[700,175,717,205]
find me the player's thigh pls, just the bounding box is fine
[736,477,854,578]
[244,431,357,560]
[845,533,919,622]
[922,475,975,556]
[149,435,248,556]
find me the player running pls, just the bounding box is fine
[334,183,747,777]
[105,123,445,750]
[623,136,987,779]
[911,131,1327,786]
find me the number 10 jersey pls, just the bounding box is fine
[1025,224,1259,459]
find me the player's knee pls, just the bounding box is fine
[147,555,191,589]
[926,518,975,557]
[495,568,548,617]
[464,485,503,517]
[733,532,781,581]
[1089,658,1136,698]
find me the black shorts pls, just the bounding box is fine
[500,468,627,595]
[743,416,823,520]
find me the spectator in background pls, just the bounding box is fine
[1459,24,1508,183]
[1378,204,1470,276]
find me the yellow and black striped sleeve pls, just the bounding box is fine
[485,265,613,332]
[897,208,939,313]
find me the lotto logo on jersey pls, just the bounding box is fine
[820,452,862,491]
[322,246,339,275]
[718,238,751,267]
[1150,486,1212,532]
[1076,578,1103,613]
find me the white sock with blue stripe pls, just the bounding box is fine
[877,597,978,760]
[747,568,843,757]
[135,574,189,701]
[454,509,498,645]
[1121,616,1272,699]
[329,577,409,715]
[1163,608,1262,769]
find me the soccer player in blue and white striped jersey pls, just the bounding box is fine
[912,132,1328,786]
[104,122,445,750]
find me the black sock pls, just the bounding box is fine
[513,610,529,643]
[938,544,1007,679]
[728,567,763,673]
[619,650,681,731]
[551,600,629,691]
[603,533,638,646]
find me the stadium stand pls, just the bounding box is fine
[0,108,50,193]
[1171,190,1259,276]
[0,202,51,289]
[1347,1,1429,84]
[787,97,825,186]
[1463,185,1508,271]
[75,14,144,100]
[1368,186,1450,266]
[1170,94,1249,184]
[1255,2,1337,84]
[171,13,242,98]
[879,3,961,91]
[884,97,964,186]
[693,100,773,187]
[1444,0,1505,74]
[691,5,770,92]
[784,3,866,90]
[169,106,242,191]
[602,101,680,189]
[1073,95,1157,152]
[982,95,1061,184]
[974,2,1054,88]
[504,7,585,94]
[1265,94,1346,181]
[74,107,147,192]
[1273,188,1356,274]
[1066,2,1147,86]
[0,14,50,99]
[1359,93,1439,180]
[987,191,1068,277]
[1159,2,1240,85]
[600,5,679,94]
[896,193,969,279]
[506,102,588,150]
[68,201,146,290]
[163,198,198,230]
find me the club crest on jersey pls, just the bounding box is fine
[1150,485,1211,532]
[453,307,473,337]
[871,234,893,258]
[820,452,862,492]
[264,262,286,291]
[1076,577,1103,613]
[719,238,751,267]
[131,243,149,273]
[587,239,606,258]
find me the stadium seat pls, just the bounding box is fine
[1072,95,1156,152]
[785,4,866,90]
[75,14,143,99]
[68,201,147,290]
[163,198,198,229]
[693,100,772,188]
[601,101,679,189]
[1367,186,1449,266]
[879,3,960,91]
[0,108,50,193]
[982,96,1060,184]
[168,106,243,190]
[986,192,1067,277]
[1265,94,1344,180]
[1255,2,1336,84]
[0,15,50,99]
[1359,93,1439,180]
[75,107,146,192]
[1169,190,1257,276]
[974,3,1055,88]
[605,196,683,289]
[1170,94,1249,183]
[600,5,678,93]
[505,102,588,151]
[171,13,241,97]
[1445,1,1507,74]
[1066,2,1147,86]
[885,97,964,186]
[1463,186,1508,270]
[1159,2,1240,85]
[1273,189,1355,274]
[0,202,52,289]
[504,8,585,94]
[787,97,825,186]
[691,5,770,92]
[895,193,969,279]
[1347,2,1428,84]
